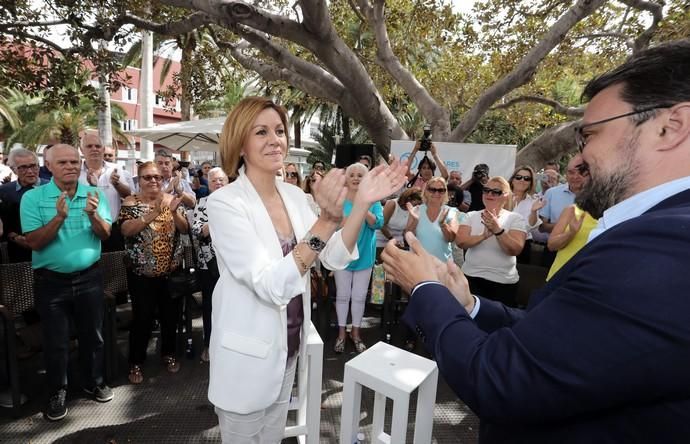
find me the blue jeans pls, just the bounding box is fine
[34,264,105,393]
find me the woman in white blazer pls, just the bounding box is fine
[206,97,407,443]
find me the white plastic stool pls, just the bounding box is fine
[284,322,323,444]
[339,341,438,444]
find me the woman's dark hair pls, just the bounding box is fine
[406,155,437,188]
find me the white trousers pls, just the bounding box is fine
[334,268,373,328]
[215,356,298,444]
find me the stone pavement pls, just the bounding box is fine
[0,300,479,443]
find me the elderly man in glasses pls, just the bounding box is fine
[79,132,135,252]
[382,41,690,442]
[0,148,48,262]
[536,153,587,267]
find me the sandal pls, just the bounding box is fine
[350,336,367,354]
[162,356,180,373]
[334,337,346,354]
[128,365,143,384]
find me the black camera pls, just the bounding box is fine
[419,124,432,151]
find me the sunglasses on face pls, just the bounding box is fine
[141,174,163,182]
[286,172,299,179]
[513,174,532,182]
[426,187,447,194]
[482,187,504,196]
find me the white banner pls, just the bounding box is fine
[390,141,517,180]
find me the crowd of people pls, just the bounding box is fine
[0,40,688,443]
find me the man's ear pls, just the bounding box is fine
[657,103,690,152]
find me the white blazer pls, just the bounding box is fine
[206,169,358,413]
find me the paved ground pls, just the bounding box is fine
[0,298,479,443]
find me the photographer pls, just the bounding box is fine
[461,163,489,211]
[405,126,448,189]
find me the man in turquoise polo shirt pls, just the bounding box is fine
[20,144,113,421]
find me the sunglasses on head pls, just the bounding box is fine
[141,174,163,182]
[482,187,504,196]
[286,172,299,178]
[513,174,532,182]
[426,187,446,194]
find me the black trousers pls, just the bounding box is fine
[127,271,182,365]
[199,259,220,348]
[466,275,519,308]
[34,264,104,393]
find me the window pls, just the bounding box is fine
[155,94,164,107]
[121,119,138,131]
[122,87,138,103]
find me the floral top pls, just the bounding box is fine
[119,195,184,277]
[192,196,215,270]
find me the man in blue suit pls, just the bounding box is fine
[382,40,690,443]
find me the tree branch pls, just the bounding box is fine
[359,0,450,139]
[233,25,346,98]
[219,40,342,105]
[0,29,69,54]
[2,19,71,28]
[450,0,607,142]
[616,0,664,53]
[492,95,585,117]
[297,0,331,37]
[516,120,580,168]
[573,31,635,50]
[122,12,214,36]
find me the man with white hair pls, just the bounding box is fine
[0,148,48,262]
[21,144,113,422]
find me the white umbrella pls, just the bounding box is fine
[127,117,226,152]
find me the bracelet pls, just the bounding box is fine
[494,228,505,236]
[292,245,309,274]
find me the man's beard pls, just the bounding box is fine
[575,134,639,219]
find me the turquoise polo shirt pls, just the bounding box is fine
[20,179,112,273]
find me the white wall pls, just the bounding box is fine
[390,141,517,180]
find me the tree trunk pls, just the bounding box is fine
[97,42,113,151]
[516,121,579,169]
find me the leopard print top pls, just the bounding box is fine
[118,195,183,277]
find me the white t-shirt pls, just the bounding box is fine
[512,195,542,240]
[461,209,527,284]
[376,202,409,247]
[79,161,135,222]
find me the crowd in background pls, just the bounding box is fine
[0,124,593,422]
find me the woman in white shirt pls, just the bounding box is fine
[457,176,527,307]
[206,96,407,443]
[507,165,545,264]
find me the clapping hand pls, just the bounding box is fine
[382,232,474,311]
[168,196,183,213]
[84,191,99,216]
[439,208,454,239]
[87,169,99,186]
[56,192,69,219]
[406,202,420,223]
[110,168,120,186]
[531,196,546,213]
[354,156,408,205]
[568,210,586,233]
[312,168,347,224]
[480,208,501,234]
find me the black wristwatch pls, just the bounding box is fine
[302,231,327,252]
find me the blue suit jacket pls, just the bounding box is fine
[403,189,690,443]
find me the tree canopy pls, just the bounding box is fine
[0,0,686,166]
